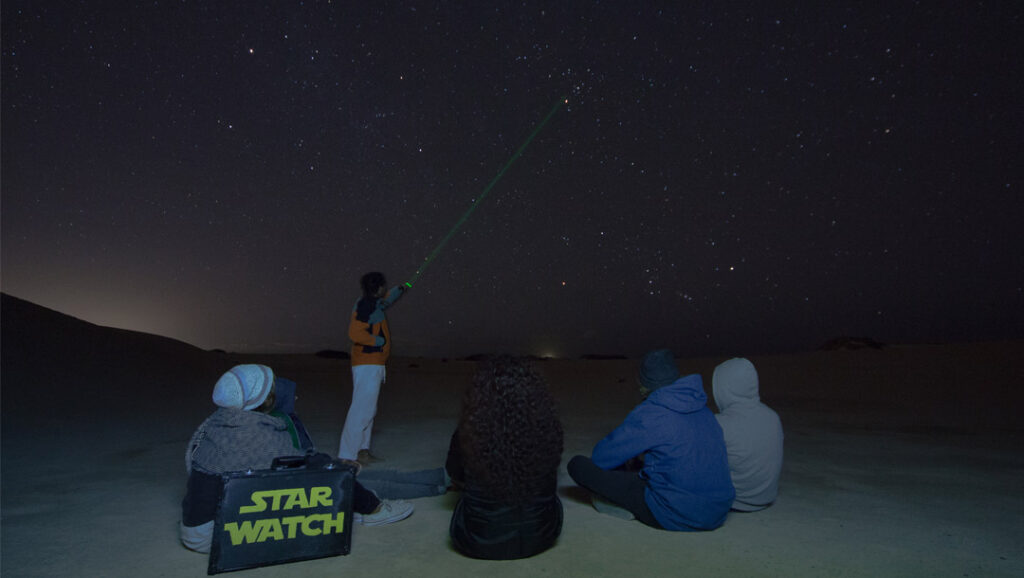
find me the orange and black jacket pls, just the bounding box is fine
[348,285,405,366]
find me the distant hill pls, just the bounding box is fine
[2,293,210,363]
[1,293,230,417]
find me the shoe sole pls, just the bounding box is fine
[355,507,414,527]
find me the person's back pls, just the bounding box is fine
[188,407,298,475]
[181,365,299,553]
[447,431,562,560]
[591,373,735,530]
[712,358,784,511]
[447,357,563,560]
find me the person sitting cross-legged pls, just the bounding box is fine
[567,349,735,531]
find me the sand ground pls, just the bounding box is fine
[2,298,1022,576]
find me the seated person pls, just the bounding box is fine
[568,349,734,531]
[179,364,413,553]
[447,356,564,560]
[712,357,784,511]
[269,377,315,452]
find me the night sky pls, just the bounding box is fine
[2,2,1021,359]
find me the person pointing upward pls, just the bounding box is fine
[338,271,407,465]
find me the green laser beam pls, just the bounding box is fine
[405,96,567,287]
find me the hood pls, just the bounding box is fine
[712,357,760,410]
[273,377,297,414]
[645,373,708,414]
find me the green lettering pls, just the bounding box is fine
[282,488,309,510]
[322,512,345,535]
[310,486,333,508]
[267,489,287,511]
[301,513,324,536]
[238,492,268,514]
[257,518,283,542]
[281,516,304,539]
[223,520,262,545]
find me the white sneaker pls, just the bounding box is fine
[354,499,414,526]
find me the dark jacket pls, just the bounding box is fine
[446,431,562,560]
[271,377,315,452]
[592,374,735,530]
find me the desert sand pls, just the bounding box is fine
[2,293,1022,577]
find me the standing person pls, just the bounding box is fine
[712,357,784,511]
[180,364,413,553]
[567,348,735,531]
[447,356,564,560]
[338,271,407,464]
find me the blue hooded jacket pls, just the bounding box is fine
[591,374,734,530]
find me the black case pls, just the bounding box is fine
[208,454,356,575]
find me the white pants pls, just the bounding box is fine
[338,364,385,459]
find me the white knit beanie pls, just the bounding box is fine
[212,364,275,410]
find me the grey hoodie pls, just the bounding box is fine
[712,358,784,511]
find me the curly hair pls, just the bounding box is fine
[458,356,563,504]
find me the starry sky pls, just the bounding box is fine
[2,2,1022,359]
